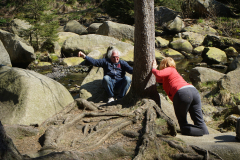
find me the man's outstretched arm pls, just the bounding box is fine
[78,51,105,67]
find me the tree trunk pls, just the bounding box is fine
[129,0,160,106]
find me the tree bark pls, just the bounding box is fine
[129,0,160,106]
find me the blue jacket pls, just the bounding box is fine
[85,56,133,80]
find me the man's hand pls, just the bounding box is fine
[152,59,158,69]
[78,51,86,59]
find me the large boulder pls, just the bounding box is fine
[202,47,227,64]
[218,69,240,94]
[184,0,237,17]
[61,34,134,61]
[155,36,169,48]
[62,57,83,66]
[0,29,35,67]
[177,132,240,160]
[189,67,225,86]
[169,39,193,53]
[80,66,132,103]
[87,23,102,34]
[9,18,32,37]
[0,40,11,67]
[224,47,238,58]
[203,35,240,51]
[80,67,107,103]
[154,6,180,26]
[165,16,185,33]
[97,21,134,41]
[64,20,87,35]
[181,31,205,47]
[182,24,217,36]
[0,66,74,125]
[162,48,185,60]
[55,32,79,57]
[193,46,205,55]
[227,55,240,72]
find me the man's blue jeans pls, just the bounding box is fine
[102,75,131,98]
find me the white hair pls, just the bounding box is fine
[107,49,121,58]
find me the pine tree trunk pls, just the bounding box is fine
[129,0,160,106]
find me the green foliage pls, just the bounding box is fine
[66,0,77,5]
[17,0,59,51]
[101,0,134,25]
[155,0,183,12]
[0,18,9,26]
[101,0,183,25]
[79,0,94,5]
[197,18,204,23]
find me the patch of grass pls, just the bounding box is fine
[198,81,218,91]
[121,38,126,42]
[197,18,204,23]
[0,17,10,26]
[155,118,167,126]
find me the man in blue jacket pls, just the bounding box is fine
[78,49,133,103]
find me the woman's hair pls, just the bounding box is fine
[107,49,121,58]
[159,57,176,70]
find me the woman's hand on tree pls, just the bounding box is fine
[152,59,158,69]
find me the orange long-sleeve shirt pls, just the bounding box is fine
[152,67,191,101]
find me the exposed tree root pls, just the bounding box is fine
[0,98,225,160]
[153,103,177,136]
[79,119,133,151]
[134,101,161,160]
[191,145,223,160]
[42,111,133,148]
[75,98,98,111]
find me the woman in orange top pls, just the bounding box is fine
[152,57,209,136]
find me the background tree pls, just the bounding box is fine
[18,0,59,51]
[127,0,160,106]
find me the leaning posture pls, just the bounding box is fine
[78,49,133,103]
[152,57,209,136]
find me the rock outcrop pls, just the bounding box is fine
[64,20,87,35]
[97,21,134,41]
[0,40,11,67]
[189,67,225,86]
[0,29,35,67]
[0,66,74,125]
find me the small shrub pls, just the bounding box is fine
[197,18,204,23]
[66,0,77,5]
[0,18,7,26]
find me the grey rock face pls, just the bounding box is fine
[87,23,102,34]
[97,21,134,41]
[10,18,32,37]
[0,29,35,67]
[0,40,11,66]
[227,55,240,72]
[189,67,225,86]
[218,69,240,94]
[64,20,87,35]
[154,6,179,26]
[0,66,74,125]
